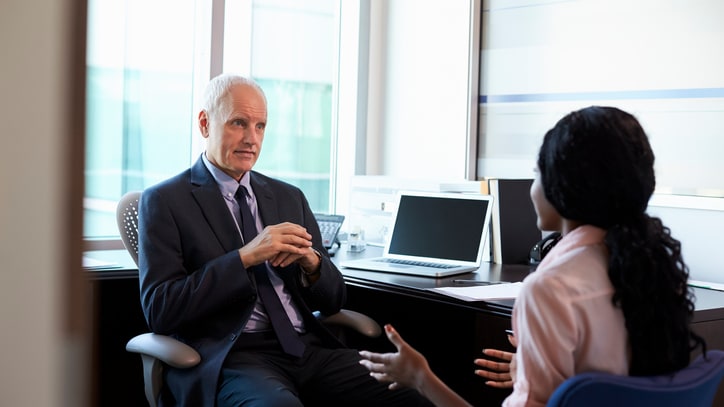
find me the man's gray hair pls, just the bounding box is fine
[201,73,266,121]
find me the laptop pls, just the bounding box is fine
[340,190,493,278]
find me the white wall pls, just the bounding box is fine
[648,196,724,284]
[0,0,89,405]
[365,0,477,179]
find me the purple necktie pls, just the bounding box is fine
[235,186,305,357]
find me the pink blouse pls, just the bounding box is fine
[503,225,629,407]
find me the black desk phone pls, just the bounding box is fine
[314,213,345,256]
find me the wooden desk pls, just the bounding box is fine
[86,248,724,407]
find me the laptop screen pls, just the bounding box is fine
[384,191,492,265]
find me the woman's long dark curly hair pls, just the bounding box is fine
[537,106,705,376]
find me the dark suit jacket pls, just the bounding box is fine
[137,157,347,406]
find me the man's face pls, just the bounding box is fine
[200,83,267,181]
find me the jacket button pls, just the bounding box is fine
[230,333,237,341]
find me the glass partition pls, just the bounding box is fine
[477,0,724,199]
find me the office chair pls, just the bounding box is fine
[116,191,382,407]
[546,349,724,407]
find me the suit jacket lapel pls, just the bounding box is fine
[189,158,243,251]
[250,173,280,227]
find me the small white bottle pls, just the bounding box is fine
[347,225,366,252]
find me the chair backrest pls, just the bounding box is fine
[116,191,142,267]
[547,350,724,407]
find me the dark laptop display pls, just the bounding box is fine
[341,190,493,277]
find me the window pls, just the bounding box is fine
[223,0,338,214]
[84,0,341,239]
[478,0,724,199]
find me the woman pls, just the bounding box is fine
[358,106,706,406]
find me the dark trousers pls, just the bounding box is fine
[217,331,434,407]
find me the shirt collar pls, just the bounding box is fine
[537,224,606,269]
[201,152,252,200]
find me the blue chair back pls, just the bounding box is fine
[547,350,724,407]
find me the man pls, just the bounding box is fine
[137,73,432,406]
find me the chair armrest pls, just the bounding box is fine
[126,333,201,369]
[317,309,382,338]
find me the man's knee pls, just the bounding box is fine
[217,367,303,407]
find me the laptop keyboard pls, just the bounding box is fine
[374,258,457,269]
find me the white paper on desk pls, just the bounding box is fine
[429,282,523,302]
[82,256,120,270]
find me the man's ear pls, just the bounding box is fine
[198,110,209,137]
